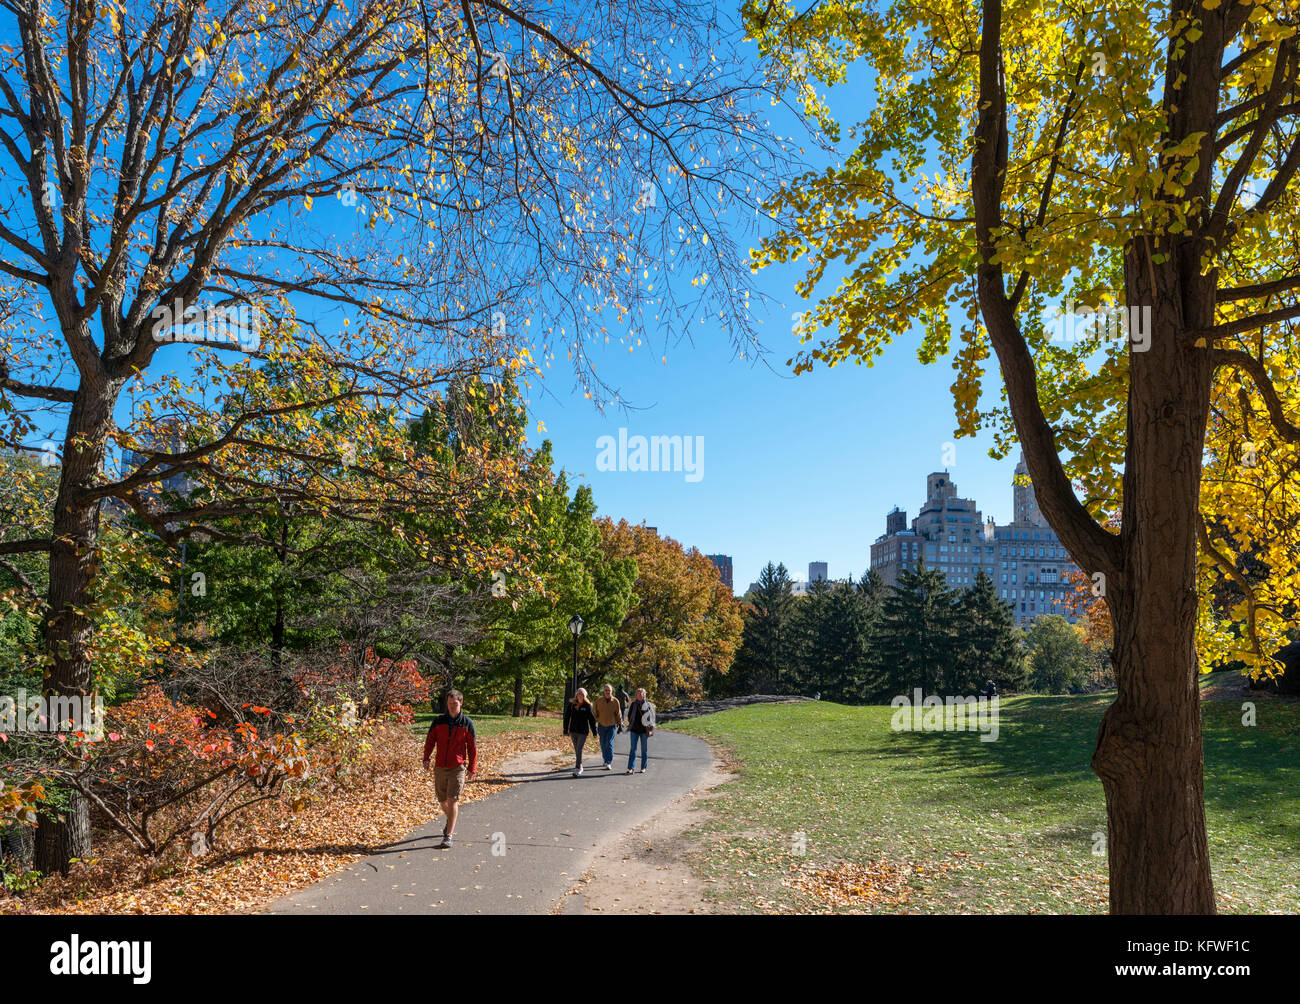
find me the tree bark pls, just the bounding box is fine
[1090,237,1217,914]
[971,0,1220,914]
[37,382,115,873]
[512,671,523,717]
[1,820,35,870]
[34,791,92,877]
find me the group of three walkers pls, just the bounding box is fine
[562,684,656,777]
[420,684,657,851]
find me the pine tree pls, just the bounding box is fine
[953,570,1026,693]
[795,581,880,702]
[729,562,796,694]
[876,562,956,698]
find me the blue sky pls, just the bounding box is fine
[520,51,1027,593]
[524,282,1026,593]
[6,15,1031,594]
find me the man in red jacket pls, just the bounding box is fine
[422,690,477,849]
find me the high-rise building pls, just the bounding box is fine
[1013,455,1043,525]
[870,456,1081,626]
[103,418,195,522]
[706,554,734,591]
[808,561,828,583]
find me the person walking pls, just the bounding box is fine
[593,683,624,770]
[563,687,599,776]
[421,690,477,849]
[625,687,656,774]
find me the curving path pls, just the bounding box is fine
[263,729,713,915]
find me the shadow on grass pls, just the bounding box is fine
[810,694,1299,845]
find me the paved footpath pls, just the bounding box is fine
[264,729,713,915]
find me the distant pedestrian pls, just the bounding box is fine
[564,687,599,776]
[625,687,656,774]
[594,683,624,770]
[422,690,477,849]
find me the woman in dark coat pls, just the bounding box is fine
[563,687,599,776]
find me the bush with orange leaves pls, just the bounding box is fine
[293,649,431,725]
[22,686,310,858]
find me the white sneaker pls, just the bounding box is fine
[603,762,613,770]
[573,766,583,776]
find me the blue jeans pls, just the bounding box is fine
[627,731,649,770]
[597,724,617,764]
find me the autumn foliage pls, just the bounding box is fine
[4,687,306,858]
[587,520,743,704]
[1062,568,1112,647]
[294,651,431,725]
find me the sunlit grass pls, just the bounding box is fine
[670,692,1300,914]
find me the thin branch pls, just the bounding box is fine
[1210,348,1300,444]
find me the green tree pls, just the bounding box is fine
[484,476,636,716]
[857,568,888,605]
[876,563,957,698]
[953,571,1027,694]
[793,580,881,702]
[727,562,797,695]
[1026,615,1094,694]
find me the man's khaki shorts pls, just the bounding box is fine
[434,765,467,802]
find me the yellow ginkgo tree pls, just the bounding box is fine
[747,0,1300,913]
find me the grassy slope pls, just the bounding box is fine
[669,693,1300,914]
[410,710,561,739]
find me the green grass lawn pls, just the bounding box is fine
[410,709,561,739]
[669,692,1300,914]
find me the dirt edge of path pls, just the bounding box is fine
[554,733,737,915]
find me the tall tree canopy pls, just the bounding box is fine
[0,0,783,874]
[745,0,1300,912]
[585,519,743,704]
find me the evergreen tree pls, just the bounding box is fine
[875,562,956,698]
[952,570,1026,693]
[728,562,796,694]
[794,580,880,702]
[857,567,887,605]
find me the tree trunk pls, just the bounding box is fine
[1,821,35,870]
[1090,237,1217,914]
[270,519,287,670]
[37,383,115,874]
[34,792,92,876]
[512,671,523,717]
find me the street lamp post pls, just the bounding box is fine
[567,614,584,727]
